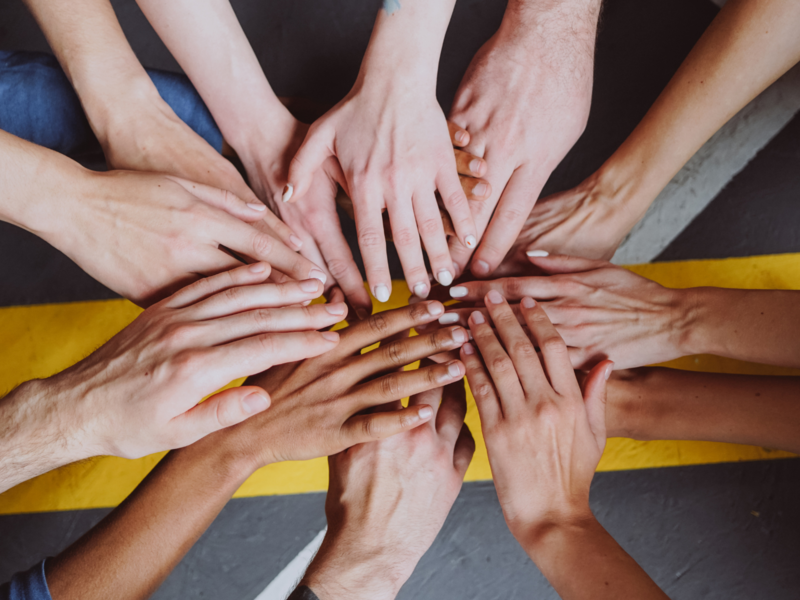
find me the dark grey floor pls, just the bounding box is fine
[1,0,800,598]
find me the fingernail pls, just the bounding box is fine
[321,331,340,342]
[462,342,475,355]
[439,313,459,325]
[247,202,266,211]
[427,302,444,317]
[437,269,454,286]
[473,260,490,276]
[374,284,390,303]
[282,184,294,203]
[450,286,468,298]
[309,269,327,284]
[447,361,463,378]
[605,362,614,380]
[325,303,347,316]
[356,307,370,321]
[469,159,482,174]
[289,234,304,249]
[465,235,477,249]
[243,392,270,414]
[418,406,433,419]
[471,311,485,325]
[456,130,468,144]
[249,262,267,273]
[300,279,321,293]
[452,328,468,343]
[487,290,503,305]
[473,182,489,197]
[468,330,474,340]
[521,297,536,309]
[413,283,429,299]
[526,250,549,257]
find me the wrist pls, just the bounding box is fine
[675,287,718,357]
[512,509,598,560]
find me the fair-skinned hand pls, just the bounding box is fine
[448,3,599,279]
[52,170,327,306]
[299,382,474,600]
[460,290,612,540]
[219,301,470,470]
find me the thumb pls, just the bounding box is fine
[525,252,610,274]
[581,360,613,450]
[171,385,271,447]
[286,125,336,203]
[165,175,267,224]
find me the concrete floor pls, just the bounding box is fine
[1,0,799,598]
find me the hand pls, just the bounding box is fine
[43,263,343,461]
[448,2,599,278]
[459,289,612,541]
[441,254,690,369]
[301,382,475,599]
[286,83,476,303]
[50,170,327,306]
[216,301,470,470]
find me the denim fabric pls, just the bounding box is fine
[0,50,222,156]
[0,560,51,600]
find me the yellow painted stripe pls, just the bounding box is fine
[1,253,798,514]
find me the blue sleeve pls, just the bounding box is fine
[0,560,52,600]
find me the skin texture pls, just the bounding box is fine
[0,263,343,493]
[287,0,475,302]
[42,303,468,600]
[511,0,800,261]
[436,254,800,369]
[299,382,475,600]
[447,0,601,279]
[461,291,667,599]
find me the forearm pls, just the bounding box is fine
[607,367,800,454]
[596,0,800,220]
[46,439,251,600]
[22,0,159,145]
[519,516,667,600]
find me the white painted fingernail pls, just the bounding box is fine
[465,235,477,249]
[437,269,454,286]
[439,313,459,325]
[247,202,266,211]
[413,283,429,299]
[450,286,468,298]
[309,269,327,284]
[374,284,390,303]
[282,184,294,203]
[526,250,549,257]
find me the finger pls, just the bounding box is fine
[165,176,267,224]
[340,404,433,447]
[526,252,612,274]
[454,149,487,178]
[460,342,501,427]
[413,191,455,287]
[483,290,543,393]
[351,360,465,412]
[326,286,346,305]
[165,262,272,309]
[200,303,348,345]
[460,174,492,201]
[468,310,526,414]
[471,167,549,278]
[436,380,468,445]
[447,277,567,303]
[186,278,326,320]
[169,385,271,448]
[453,424,475,478]
[407,382,444,420]
[352,325,469,381]
[387,196,430,300]
[448,120,470,147]
[518,297,579,396]
[437,168,477,252]
[252,214,304,253]
[582,360,613,450]
[353,190,392,303]
[286,123,336,202]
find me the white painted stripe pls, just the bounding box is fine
[612,63,800,265]
[254,528,327,600]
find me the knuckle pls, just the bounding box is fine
[358,226,384,249]
[443,190,468,211]
[384,340,407,366]
[361,416,379,439]
[490,356,515,375]
[540,335,567,355]
[379,374,402,398]
[392,227,418,248]
[535,400,560,423]
[474,382,495,400]
[417,217,443,237]
[252,234,275,256]
[170,349,204,378]
[255,333,277,356]
[504,278,526,298]
[511,340,536,359]
[326,258,350,280]
[368,312,391,337]
[221,286,246,308]
[253,309,275,331]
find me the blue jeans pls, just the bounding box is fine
[0,50,223,157]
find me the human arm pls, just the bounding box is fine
[461,290,666,599]
[293,382,475,600]
[446,0,601,278]
[511,0,800,261]
[42,303,469,599]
